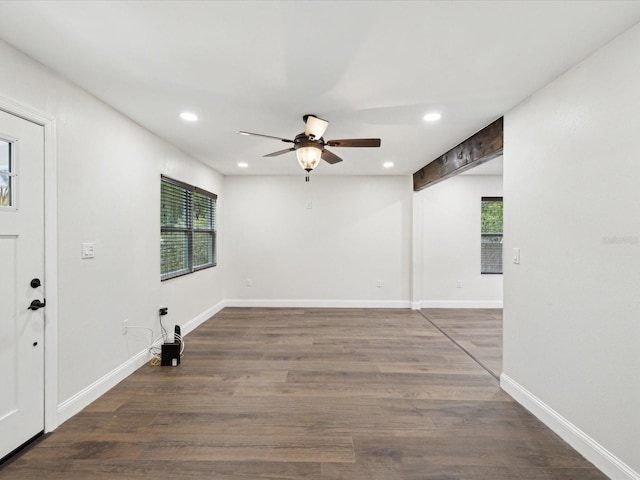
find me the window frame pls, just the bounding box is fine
[160,175,217,281]
[480,196,503,275]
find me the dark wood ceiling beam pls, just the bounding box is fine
[413,117,503,192]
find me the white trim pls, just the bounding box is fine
[181,300,226,335]
[419,300,503,309]
[43,118,58,433]
[0,96,59,433]
[57,348,151,425]
[501,373,640,480]
[56,301,225,426]
[410,192,423,308]
[226,299,411,309]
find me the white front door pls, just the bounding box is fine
[0,109,45,460]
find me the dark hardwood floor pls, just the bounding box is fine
[1,308,605,479]
[421,308,503,378]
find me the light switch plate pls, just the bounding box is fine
[512,247,520,264]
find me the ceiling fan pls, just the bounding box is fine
[238,115,381,180]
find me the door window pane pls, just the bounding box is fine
[0,140,11,207]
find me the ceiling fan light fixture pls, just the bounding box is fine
[238,115,381,175]
[296,146,322,172]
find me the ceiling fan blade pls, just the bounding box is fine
[321,149,343,164]
[238,131,294,143]
[304,115,329,139]
[326,138,381,148]
[263,147,295,157]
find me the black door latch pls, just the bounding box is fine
[28,299,46,311]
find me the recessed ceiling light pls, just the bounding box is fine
[180,112,198,122]
[237,162,248,168]
[383,161,394,169]
[423,112,442,122]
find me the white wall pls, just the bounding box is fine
[224,175,412,307]
[0,40,226,420]
[502,24,640,479]
[416,174,503,308]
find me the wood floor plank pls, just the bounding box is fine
[0,307,606,479]
[21,433,355,463]
[352,434,598,469]
[6,459,321,480]
[322,462,608,480]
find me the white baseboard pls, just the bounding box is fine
[57,348,151,425]
[56,300,226,426]
[180,300,227,335]
[420,300,503,309]
[501,373,639,480]
[225,299,411,309]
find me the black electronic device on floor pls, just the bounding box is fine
[161,342,180,366]
[160,324,182,367]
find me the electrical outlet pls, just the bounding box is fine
[377,279,383,288]
[457,280,463,288]
[122,319,128,335]
[246,278,252,287]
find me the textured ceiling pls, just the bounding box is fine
[0,1,639,177]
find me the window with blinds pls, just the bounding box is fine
[481,196,503,274]
[160,175,217,281]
